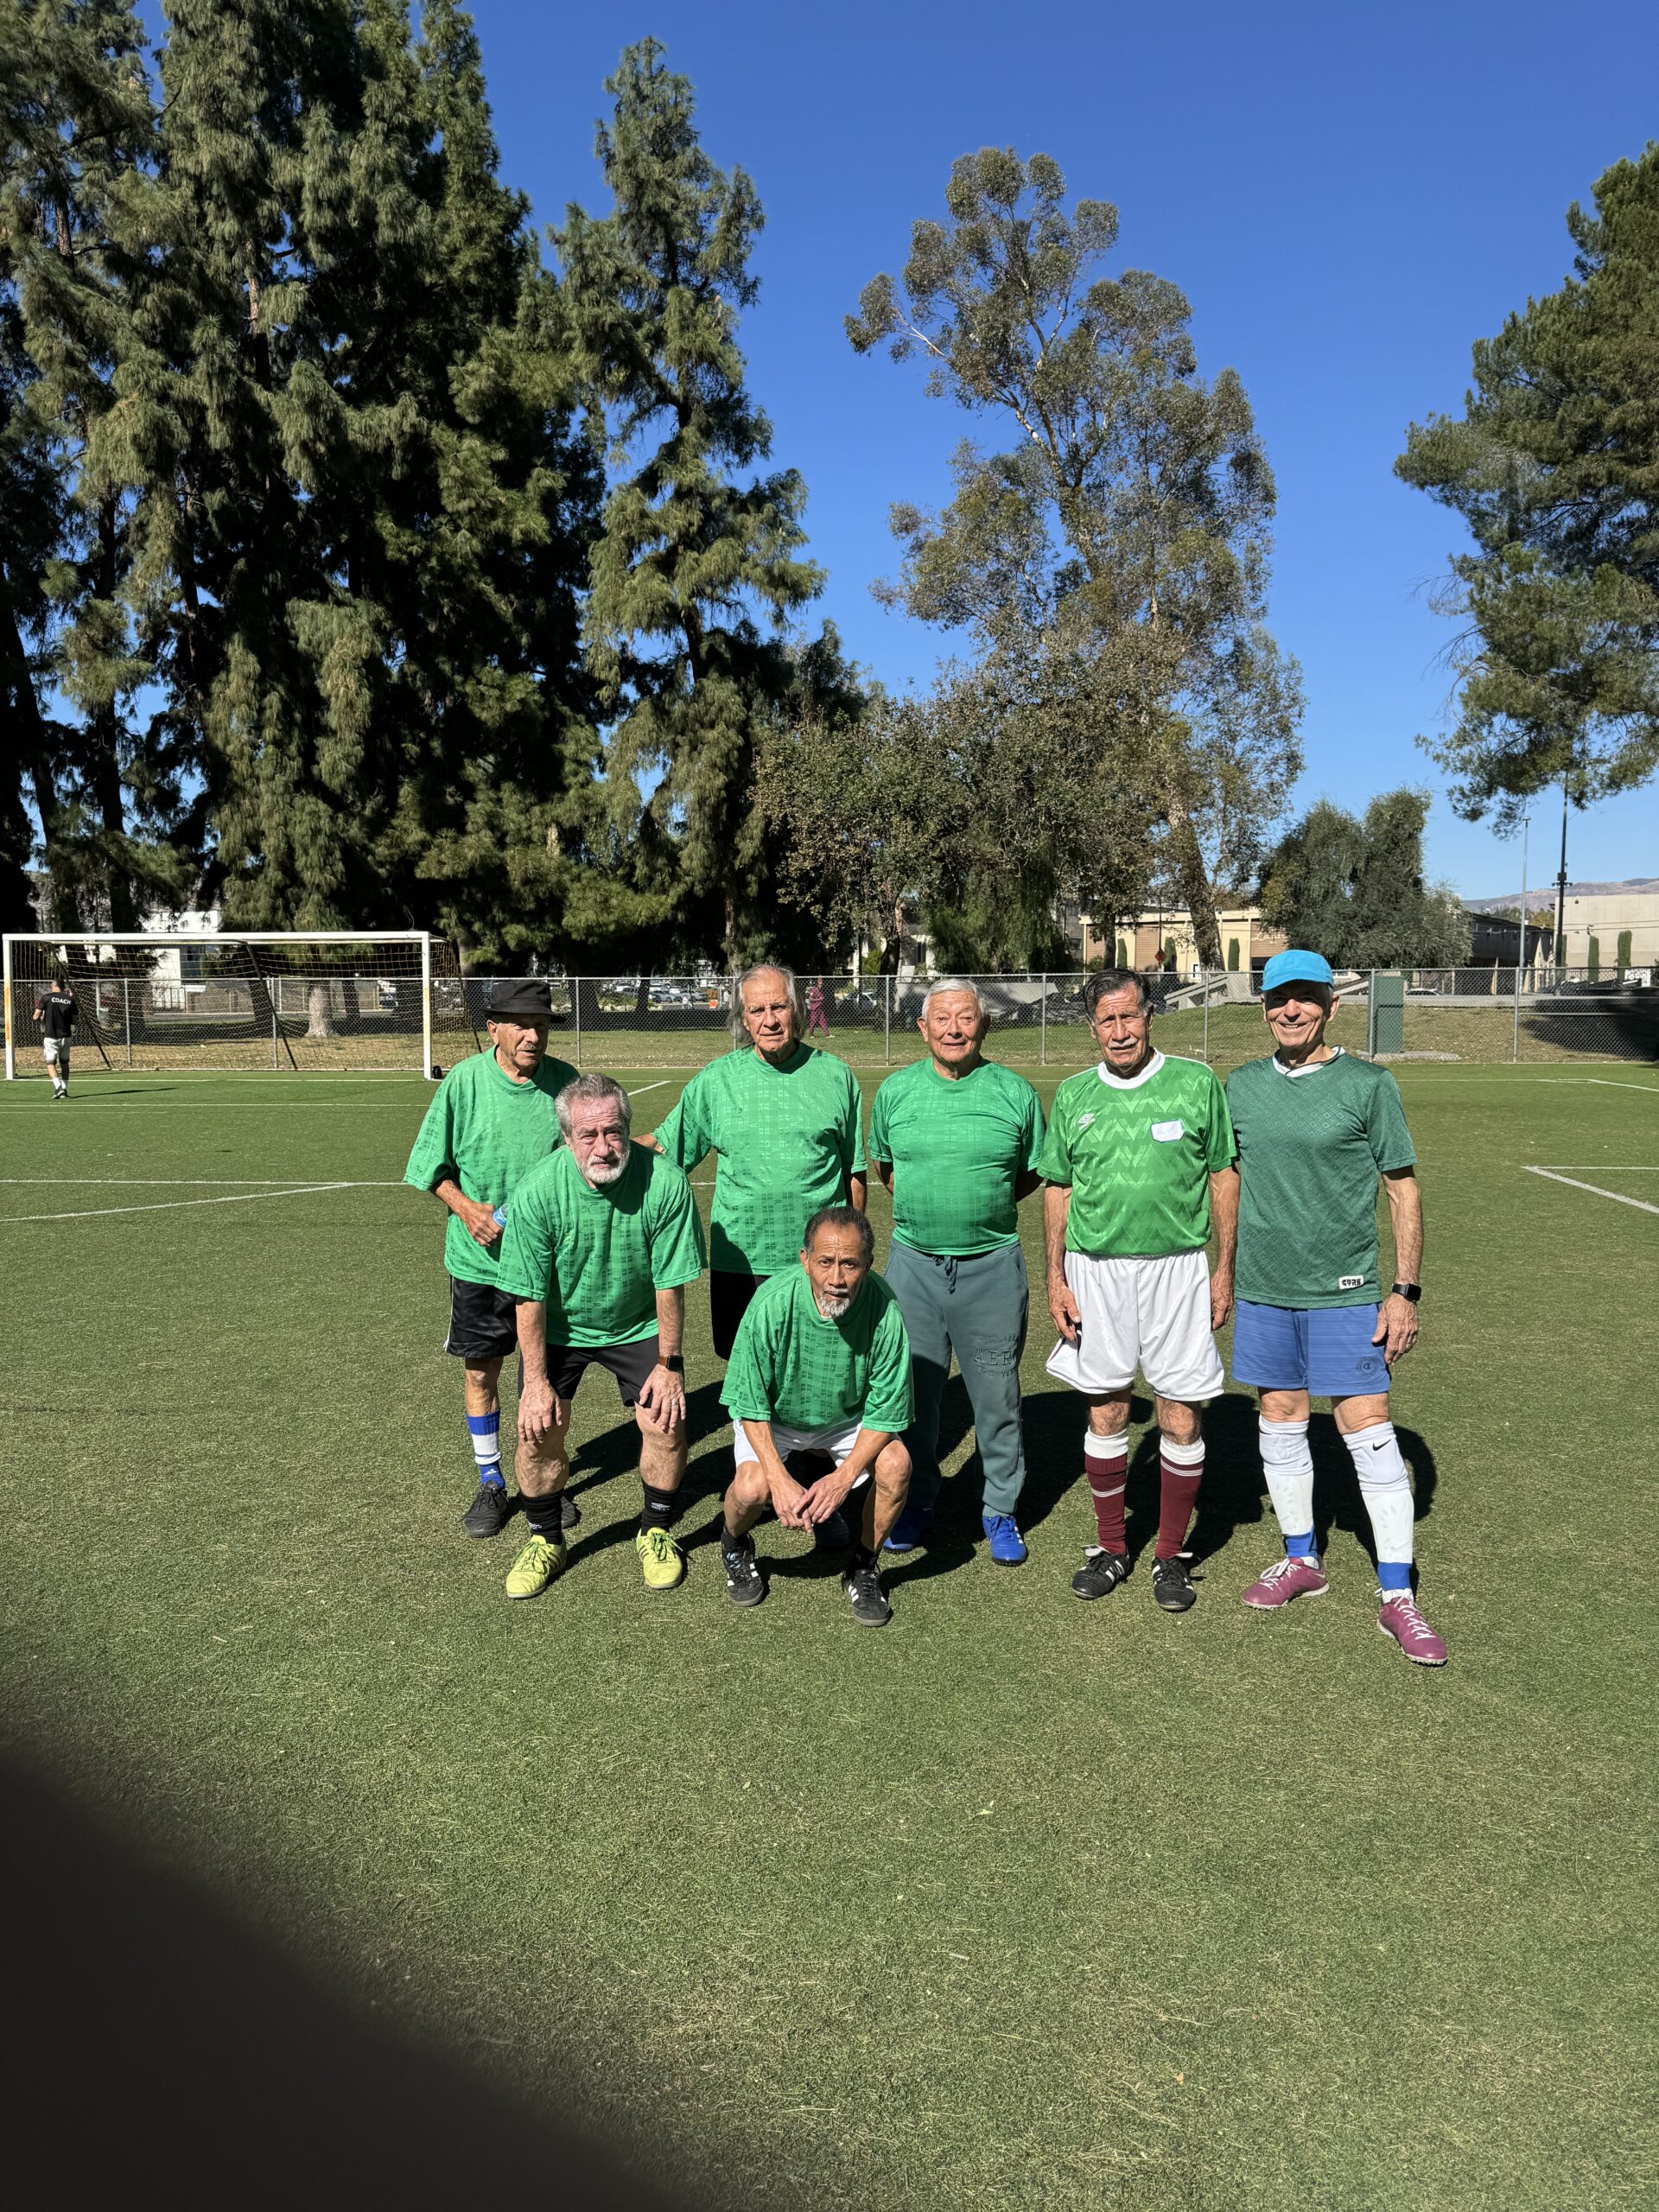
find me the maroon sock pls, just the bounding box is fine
[1156,1449,1204,1560]
[1085,1442,1128,1553]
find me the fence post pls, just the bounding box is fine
[2,933,13,1081]
[883,975,891,1067]
[419,932,434,1079]
[1203,972,1211,1065]
[1040,973,1047,1067]
[1512,960,1522,1064]
[574,977,582,1071]
[124,979,131,1067]
[271,996,279,1070]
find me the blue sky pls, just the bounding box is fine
[467,0,1657,899]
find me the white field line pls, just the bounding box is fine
[626,1081,669,1098]
[2,1182,358,1224]
[1586,1078,1659,1094]
[1523,1166,1659,1218]
[0,1176,404,1187]
[1534,1165,1658,1171]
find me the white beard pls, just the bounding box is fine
[814,1290,853,1319]
[584,1156,627,1187]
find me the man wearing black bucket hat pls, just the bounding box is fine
[404,979,578,1538]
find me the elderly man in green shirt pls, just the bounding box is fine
[403,978,578,1539]
[718,1206,913,1628]
[868,979,1046,1566]
[643,963,866,1359]
[495,1072,707,1601]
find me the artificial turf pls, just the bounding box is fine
[2,1058,1655,2209]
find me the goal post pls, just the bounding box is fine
[3,931,463,1079]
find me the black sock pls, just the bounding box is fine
[721,1520,751,1554]
[524,1491,565,1539]
[851,1541,878,1573]
[639,1483,677,1533]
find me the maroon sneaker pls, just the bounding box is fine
[1377,1591,1446,1666]
[1242,1554,1329,1609]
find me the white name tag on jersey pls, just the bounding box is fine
[1149,1119,1185,1141]
[1338,1274,1364,1290]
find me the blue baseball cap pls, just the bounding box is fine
[1261,949,1333,992]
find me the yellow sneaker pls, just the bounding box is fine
[505,1532,566,1599]
[636,1526,686,1592]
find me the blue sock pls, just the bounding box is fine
[1376,1560,1412,1592]
[467,1411,504,1490]
[1284,1529,1317,1558]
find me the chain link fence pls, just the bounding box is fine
[449,968,1659,1076]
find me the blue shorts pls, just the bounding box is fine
[1230,1299,1389,1398]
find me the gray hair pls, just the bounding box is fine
[731,962,803,1047]
[802,1203,874,1264]
[922,976,986,1015]
[555,1071,632,1138]
[1083,968,1154,1017]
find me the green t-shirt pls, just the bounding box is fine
[868,1056,1046,1256]
[403,1047,578,1287]
[1039,1052,1235,1259]
[653,1044,867,1276]
[721,1266,913,1435]
[1225,1050,1416,1309]
[495,1144,706,1347]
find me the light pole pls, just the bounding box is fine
[1554,767,1571,976]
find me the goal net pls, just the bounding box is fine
[3,932,469,1078]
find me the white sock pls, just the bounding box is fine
[1259,1417,1315,1551]
[1344,1421,1414,1585]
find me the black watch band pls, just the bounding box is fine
[661,1352,685,1373]
[1390,1281,1421,1304]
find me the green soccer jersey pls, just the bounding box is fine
[868,1056,1046,1256]
[403,1047,578,1287]
[721,1266,913,1435]
[1225,1050,1416,1309]
[1039,1052,1235,1259]
[653,1044,867,1276]
[495,1144,706,1347]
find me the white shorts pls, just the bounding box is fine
[733,1417,872,1488]
[1045,1249,1224,1402]
[43,1038,69,1067]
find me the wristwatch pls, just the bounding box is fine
[1390,1282,1421,1304]
[661,1352,685,1374]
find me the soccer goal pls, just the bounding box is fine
[3,931,466,1079]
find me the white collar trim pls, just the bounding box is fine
[1096,1050,1165,1091]
[1272,1046,1345,1080]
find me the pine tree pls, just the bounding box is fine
[1,0,186,931]
[558,38,824,964]
[1397,144,1659,827]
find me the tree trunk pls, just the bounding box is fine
[1165,794,1223,969]
[306,981,337,1038]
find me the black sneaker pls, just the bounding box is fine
[1071,1547,1130,1601]
[813,1509,852,1550]
[1150,1555,1197,1613]
[721,1535,766,1609]
[461,1483,515,1539]
[841,1560,892,1628]
[559,1491,581,1529]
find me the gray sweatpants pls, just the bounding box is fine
[884,1239,1029,1517]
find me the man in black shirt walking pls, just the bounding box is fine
[34,979,76,1099]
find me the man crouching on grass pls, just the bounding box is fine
[718,1207,913,1626]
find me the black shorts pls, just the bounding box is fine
[710,1270,768,1362]
[547,1337,659,1408]
[445,1276,520,1363]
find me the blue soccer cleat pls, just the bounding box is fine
[982,1510,1027,1566]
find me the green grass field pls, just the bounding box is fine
[3,1058,1656,2209]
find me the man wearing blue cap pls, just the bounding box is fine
[1224,950,1445,1665]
